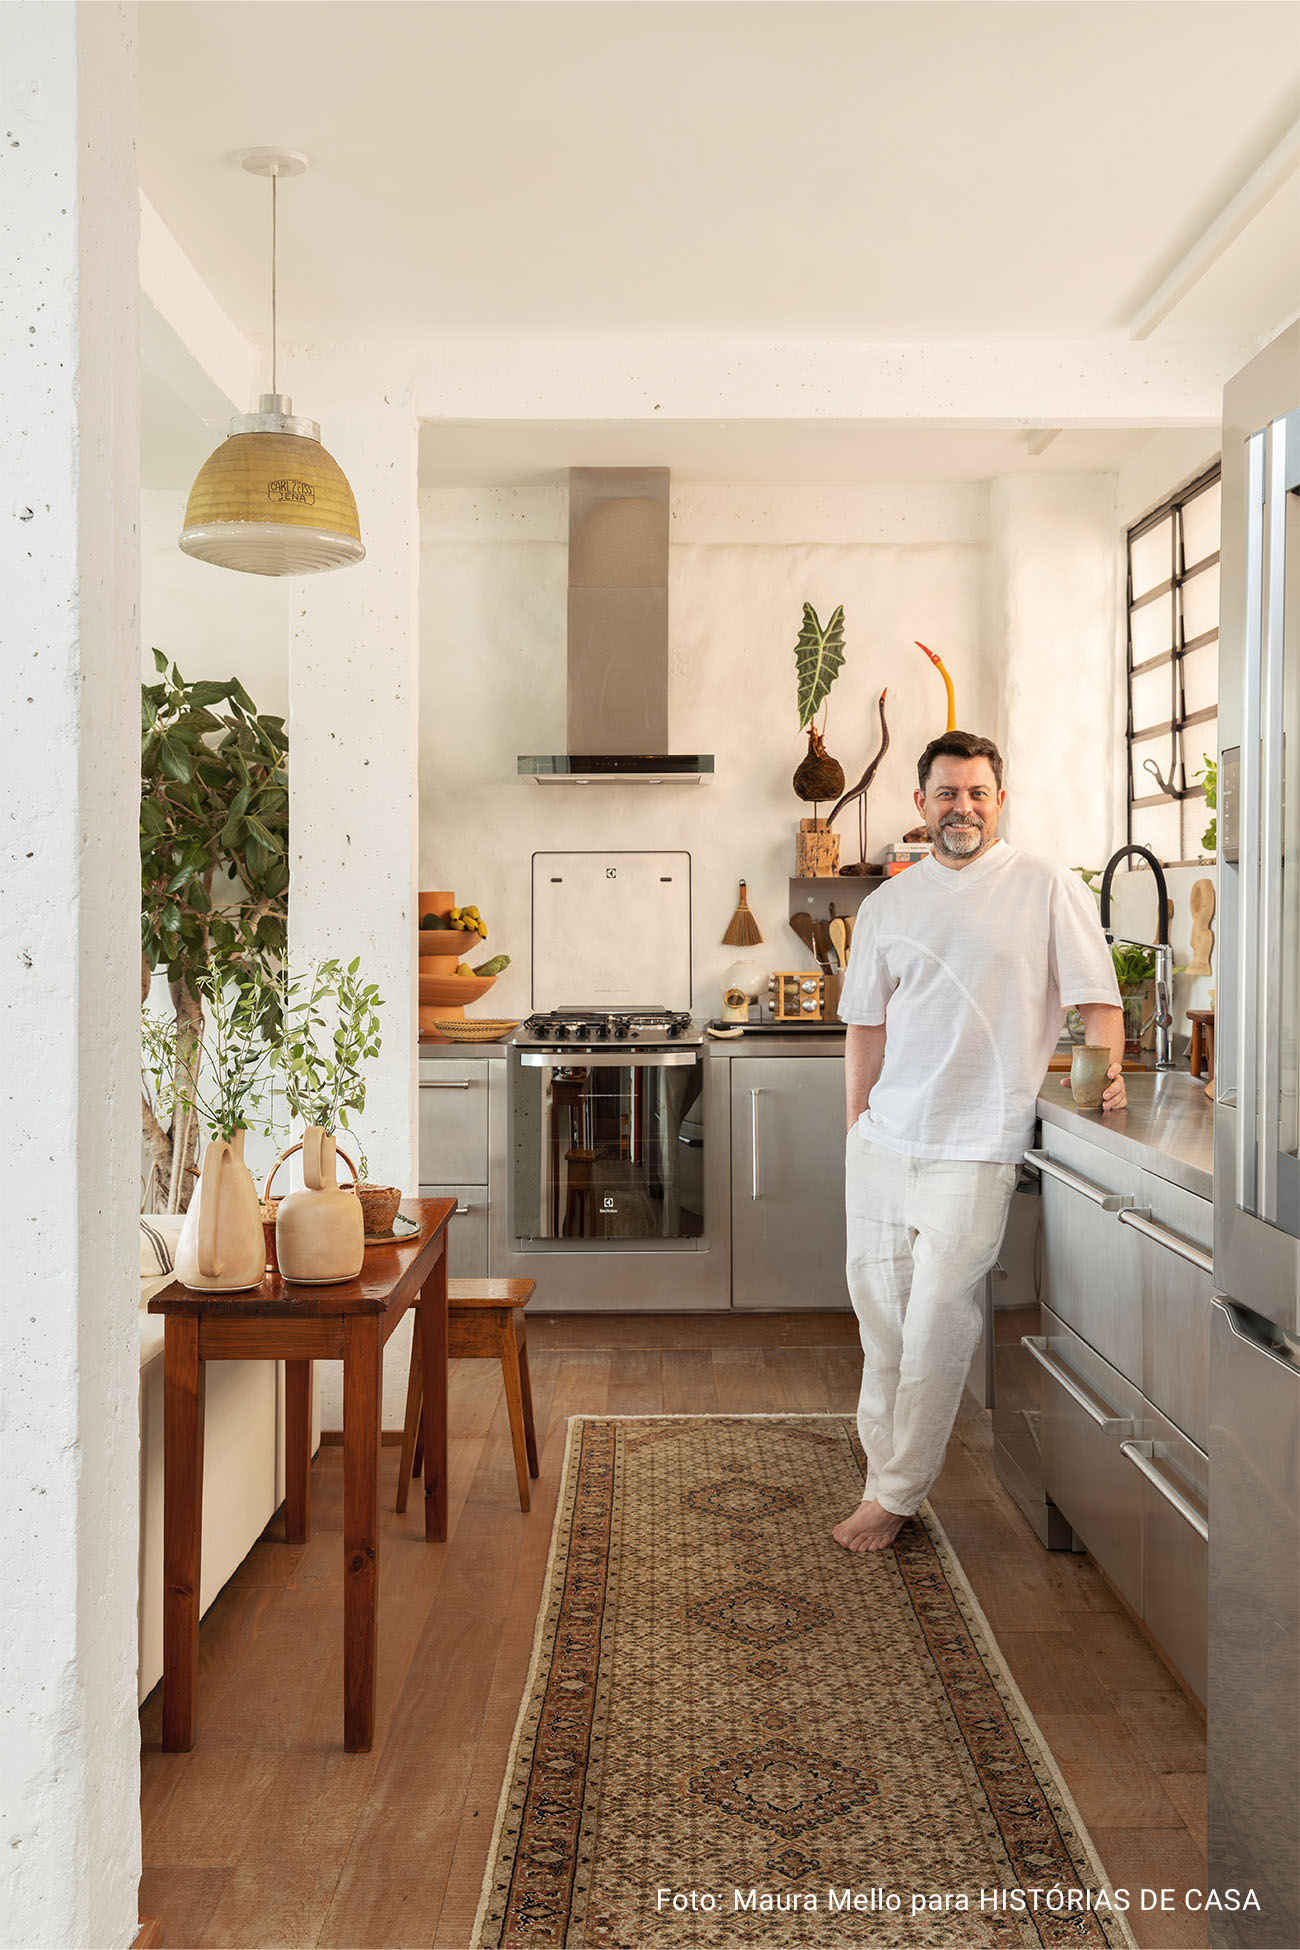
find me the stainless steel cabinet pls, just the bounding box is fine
[1133,1170,1213,1451]
[418,1061,489,1182]
[1036,1127,1143,1379]
[1024,1125,1212,1701]
[730,1056,850,1311]
[1033,1305,1145,1612]
[419,1058,491,1274]
[416,1182,488,1277]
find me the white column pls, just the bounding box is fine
[0,8,142,1948]
[988,473,1121,867]
[288,386,420,1426]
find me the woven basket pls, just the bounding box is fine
[355,1181,402,1235]
[427,1017,518,1044]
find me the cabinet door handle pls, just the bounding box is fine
[1022,1148,1135,1212]
[1115,1207,1214,1275]
[1021,1335,1135,1433]
[750,1088,762,1200]
[424,1079,472,1089]
[453,1202,474,1215]
[1120,1439,1209,1541]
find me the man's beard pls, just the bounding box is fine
[930,811,990,860]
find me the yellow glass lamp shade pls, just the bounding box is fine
[179,395,364,576]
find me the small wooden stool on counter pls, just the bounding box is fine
[397,1277,539,1513]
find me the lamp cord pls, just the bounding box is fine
[270,165,278,397]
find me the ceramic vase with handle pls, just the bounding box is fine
[174,1128,267,1293]
[270,1127,365,1285]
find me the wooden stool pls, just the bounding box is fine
[397,1278,539,1514]
[562,1148,597,1238]
[1188,1009,1215,1082]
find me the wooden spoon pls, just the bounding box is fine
[843,915,855,962]
[828,917,847,970]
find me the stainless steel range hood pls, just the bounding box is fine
[518,466,714,784]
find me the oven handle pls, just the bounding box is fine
[518,1048,701,1069]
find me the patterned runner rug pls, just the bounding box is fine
[472,1416,1137,1949]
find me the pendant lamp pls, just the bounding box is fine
[179,149,364,576]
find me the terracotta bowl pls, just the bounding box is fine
[417,969,498,1009]
[418,927,486,960]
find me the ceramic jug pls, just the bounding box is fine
[272,1128,365,1285]
[174,1128,267,1292]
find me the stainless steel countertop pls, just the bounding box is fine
[418,1037,511,1061]
[1036,1070,1214,1200]
[702,1029,848,1056]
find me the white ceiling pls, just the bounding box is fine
[138,0,1300,486]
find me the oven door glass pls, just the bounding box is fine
[511,1049,705,1244]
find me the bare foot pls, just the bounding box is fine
[831,1497,906,1554]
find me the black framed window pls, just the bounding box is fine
[1126,464,1220,865]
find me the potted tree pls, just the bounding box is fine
[144,968,277,1291]
[140,652,288,1213]
[267,959,388,1283]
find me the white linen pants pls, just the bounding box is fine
[845,1127,1017,1517]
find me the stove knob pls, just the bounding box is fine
[554,1021,569,1041]
[596,1021,610,1039]
[614,1020,630,1039]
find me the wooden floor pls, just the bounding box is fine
[140,1314,1208,1950]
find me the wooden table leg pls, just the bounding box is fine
[342,1314,381,1752]
[421,1245,449,1543]
[162,1315,205,1752]
[395,1314,422,1517]
[498,1313,532,1512]
[284,1359,312,1545]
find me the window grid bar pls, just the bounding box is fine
[1126,463,1220,864]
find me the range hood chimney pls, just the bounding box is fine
[517,467,714,784]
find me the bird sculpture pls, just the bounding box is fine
[916,640,955,730]
[827,689,889,871]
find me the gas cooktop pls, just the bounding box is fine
[515,1007,702,1048]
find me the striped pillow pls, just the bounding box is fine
[139,1217,177,1278]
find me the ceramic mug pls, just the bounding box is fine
[1070,1044,1113,1111]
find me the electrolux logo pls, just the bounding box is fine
[601,1195,617,1212]
[267,479,315,506]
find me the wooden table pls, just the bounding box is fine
[148,1196,455,1754]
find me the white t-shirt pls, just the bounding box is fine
[838,841,1120,1163]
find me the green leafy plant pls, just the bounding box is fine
[1196,754,1217,854]
[276,959,385,1167]
[142,967,277,1154]
[140,653,289,1209]
[1111,942,1157,984]
[793,602,846,730]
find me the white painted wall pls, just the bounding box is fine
[1,7,142,1946]
[419,476,1124,1022]
[141,486,289,714]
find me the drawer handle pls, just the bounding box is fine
[1022,1149,1135,1213]
[1120,1439,1209,1541]
[1021,1335,1135,1433]
[424,1080,473,1090]
[454,1202,474,1215]
[1115,1208,1214,1276]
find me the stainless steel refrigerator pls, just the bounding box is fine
[1210,319,1300,1949]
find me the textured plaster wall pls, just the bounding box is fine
[419,478,1124,1025]
[0,6,142,1945]
[290,392,421,1431]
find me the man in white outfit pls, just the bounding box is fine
[832,730,1126,1554]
